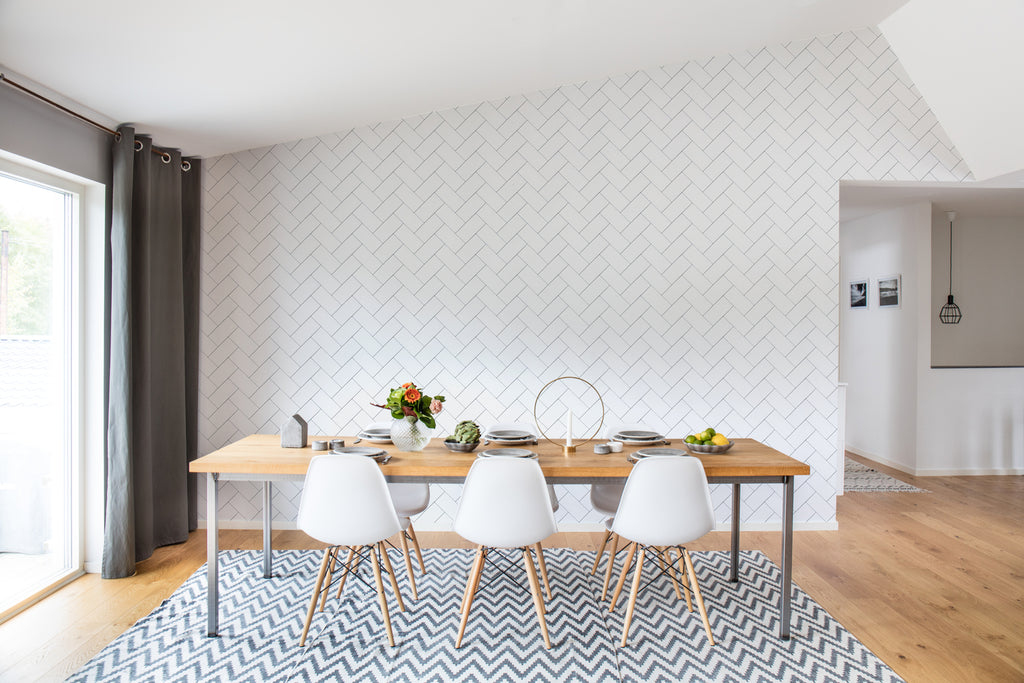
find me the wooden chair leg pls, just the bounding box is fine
[460,546,484,615]
[534,543,553,601]
[683,549,715,646]
[600,533,620,601]
[456,546,486,648]
[369,544,395,647]
[620,546,646,647]
[591,529,612,575]
[408,523,427,573]
[523,548,552,649]
[319,547,339,612]
[378,541,406,612]
[657,547,683,601]
[674,547,693,611]
[300,548,332,647]
[608,542,636,612]
[335,546,357,599]
[398,530,418,601]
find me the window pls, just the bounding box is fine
[0,161,84,619]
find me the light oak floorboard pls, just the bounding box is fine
[1,459,1022,682]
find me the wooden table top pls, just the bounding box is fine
[190,434,810,479]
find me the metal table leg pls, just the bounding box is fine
[730,483,741,582]
[780,475,794,639]
[206,473,219,637]
[263,481,273,578]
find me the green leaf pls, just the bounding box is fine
[420,414,436,429]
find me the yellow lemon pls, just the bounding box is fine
[711,433,729,446]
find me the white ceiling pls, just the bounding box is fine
[840,179,1024,224]
[0,0,909,158]
[880,0,1024,181]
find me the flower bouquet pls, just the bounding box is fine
[372,383,445,451]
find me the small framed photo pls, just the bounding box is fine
[878,274,901,308]
[849,280,868,309]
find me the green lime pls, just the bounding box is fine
[685,435,697,444]
[706,428,716,437]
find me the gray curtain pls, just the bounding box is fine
[102,126,200,578]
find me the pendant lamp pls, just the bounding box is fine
[939,211,962,324]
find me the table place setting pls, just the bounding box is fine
[330,445,391,464]
[353,426,392,445]
[477,447,539,459]
[481,427,539,445]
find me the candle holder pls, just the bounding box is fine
[533,376,605,456]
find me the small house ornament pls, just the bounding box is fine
[281,414,308,448]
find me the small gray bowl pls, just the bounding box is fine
[684,440,734,454]
[444,440,480,453]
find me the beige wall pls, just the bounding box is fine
[931,211,1024,367]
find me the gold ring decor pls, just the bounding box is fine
[533,376,605,454]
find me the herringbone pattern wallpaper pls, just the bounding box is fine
[199,28,969,529]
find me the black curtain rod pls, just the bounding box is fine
[1,72,192,170]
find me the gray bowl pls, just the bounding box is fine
[444,440,480,453]
[684,440,734,454]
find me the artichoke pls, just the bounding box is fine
[449,420,481,444]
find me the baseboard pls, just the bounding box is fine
[198,519,838,532]
[913,466,1024,476]
[846,446,1024,476]
[845,447,917,475]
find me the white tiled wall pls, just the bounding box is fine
[199,28,969,529]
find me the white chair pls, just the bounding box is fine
[452,456,557,649]
[487,421,561,513]
[590,483,625,599]
[590,424,652,588]
[388,482,430,600]
[296,454,406,648]
[607,455,717,648]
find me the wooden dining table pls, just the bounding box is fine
[190,435,809,639]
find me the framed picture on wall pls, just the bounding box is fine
[849,280,868,309]
[878,274,901,308]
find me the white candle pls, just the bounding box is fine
[566,408,573,446]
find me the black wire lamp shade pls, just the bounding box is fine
[939,294,962,324]
[939,211,962,324]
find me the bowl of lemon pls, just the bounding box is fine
[684,428,733,454]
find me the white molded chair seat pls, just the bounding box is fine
[609,455,717,647]
[452,456,557,649]
[296,454,406,648]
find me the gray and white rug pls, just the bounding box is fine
[844,457,927,493]
[67,548,903,682]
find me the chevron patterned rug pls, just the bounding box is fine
[67,548,903,682]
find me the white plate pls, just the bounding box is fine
[332,446,386,456]
[617,436,666,445]
[615,430,662,440]
[486,429,533,440]
[478,448,538,459]
[358,432,393,444]
[634,447,687,458]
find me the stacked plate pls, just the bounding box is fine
[611,429,666,445]
[332,445,391,464]
[357,426,393,444]
[478,448,538,460]
[483,429,537,445]
[627,447,687,463]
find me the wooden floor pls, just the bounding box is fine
[1,455,1022,682]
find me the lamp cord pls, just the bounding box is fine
[948,218,953,297]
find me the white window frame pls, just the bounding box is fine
[0,150,105,619]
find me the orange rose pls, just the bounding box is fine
[404,387,421,402]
